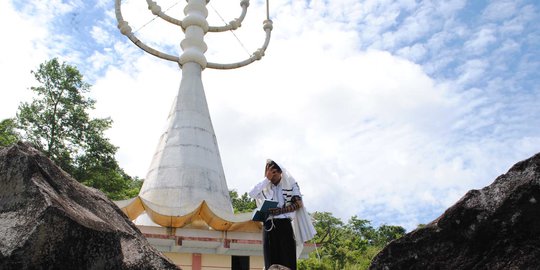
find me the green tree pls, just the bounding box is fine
[229,189,257,213]
[347,215,376,247]
[123,176,144,199]
[299,212,407,270]
[16,58,138,199]
[373,224,406,246]
[0,118,19,147]
[308,212,349,269]
[17,58,93,172]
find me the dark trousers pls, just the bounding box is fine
[263,218,296,270]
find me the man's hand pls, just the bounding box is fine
[268,207,281,215]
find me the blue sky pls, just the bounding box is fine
[1,0,539,231]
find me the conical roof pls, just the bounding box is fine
[117,64,258,231]
[138,63,233,217]
[116,63,259,231]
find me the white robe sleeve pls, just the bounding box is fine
[249,178,271,206]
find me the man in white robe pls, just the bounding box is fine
[249,159,316,270]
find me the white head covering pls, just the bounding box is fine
[253,159,300,207]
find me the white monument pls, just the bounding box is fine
[113,1,316,269]
[115,0,271,228]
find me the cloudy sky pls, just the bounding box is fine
[1,0,539,231]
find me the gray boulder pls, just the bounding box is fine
[0,142,179,269]
[370,152,540,270]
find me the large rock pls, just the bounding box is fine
[0,142,179,269]
[370,152,540,270]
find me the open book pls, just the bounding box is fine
[252,199,278,222]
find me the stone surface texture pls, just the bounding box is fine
[0,142,179,269]
[370,152,540,270]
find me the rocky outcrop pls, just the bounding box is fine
[369,152,540,270]
[0,142,179,269]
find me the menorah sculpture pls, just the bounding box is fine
[115,0,272,69]
[114,0,272,230]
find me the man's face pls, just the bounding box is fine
[267,168,282,185]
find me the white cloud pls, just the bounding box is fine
[456,59,489,85]
[91,25,113,46]
[499,4,536,36]
[0,1,52,117]
[18,0,77,20]
[464,26,497,55]
[396,43,427,61]
[482,0,518,21]
[91,54,180,177]
[1,0,539,232]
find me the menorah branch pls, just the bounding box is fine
[208,0,250,32]
[207,19,272,69]
[115,0,179,62]
[147,0,183,26]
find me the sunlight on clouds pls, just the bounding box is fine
[482,0,518,21]
[88,51,111,72]
[366,1,467,51]
[0,1,51,117]
[382,5,436,48]
[91,54,180,178]
[498,4,536,35]
[464,26,497,55]
[204,43,473,229]
[95,0,109,9]
[17,0,77,20]
[456,59,488,86]
[396,43,427,62]
[492,40,520,62]
[91,25,114,46]
[112,41,145,70]
[201,1,539,229]
[437,0,467,16]
[1,0,539,232]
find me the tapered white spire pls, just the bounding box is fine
[139,62,233,216]
[114,0,272,230]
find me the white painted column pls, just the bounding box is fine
[139,0,233,217]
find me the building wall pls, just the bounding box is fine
[250,256,264,270]
[163,253,264,270]
[202,254,229,269]
[164,253,192,270]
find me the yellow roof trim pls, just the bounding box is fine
[116,196,262,232]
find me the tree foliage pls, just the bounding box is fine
[16,58,140,200]
[0,118,19,147]
[229,189,257,213]
[17,58,96,172]
[298,212,406,270]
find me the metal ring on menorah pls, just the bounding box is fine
[114,0,273,69]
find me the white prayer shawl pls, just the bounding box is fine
[249,161,317,258]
